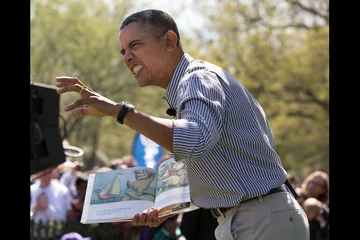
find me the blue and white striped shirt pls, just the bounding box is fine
[164,53,287,208]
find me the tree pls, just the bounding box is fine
[185,0,329,177]
[31,0,138,168]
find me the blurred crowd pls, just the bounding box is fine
[288,171,329,240]
[30,141,329,240]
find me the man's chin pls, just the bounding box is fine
[136,78,148,87]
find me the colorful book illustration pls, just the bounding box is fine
[81,157,198,223]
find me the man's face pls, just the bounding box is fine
[306,176,326,198]
[119,22,169,87]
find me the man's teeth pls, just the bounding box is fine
[133,65,142,74]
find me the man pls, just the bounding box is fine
[30,168,72,223]
[56,9,309,240]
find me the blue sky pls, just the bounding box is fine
[132,0,206,33]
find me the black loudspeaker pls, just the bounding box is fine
[30,82,65,176]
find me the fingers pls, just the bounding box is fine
[56,76,82,85]
[63,100,89,113]
[56,83,85,95]
[79,86,84,94]
[55,76,110,117]
[131,208,163,228]
[56,76,90,113]
[131,213,141,226]
[56,76,86,95]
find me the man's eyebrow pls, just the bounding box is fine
[120,39,140,55]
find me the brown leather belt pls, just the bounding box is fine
[210,184,288,218]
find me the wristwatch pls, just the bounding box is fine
[117,101,135,124]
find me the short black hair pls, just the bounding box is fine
[120,9,182,48]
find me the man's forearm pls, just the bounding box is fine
[122,109,174,152]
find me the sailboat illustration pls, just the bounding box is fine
[97,173,122,200]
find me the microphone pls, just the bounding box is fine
[166,108,177,117]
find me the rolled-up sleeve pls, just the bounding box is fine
[172,72,226,161]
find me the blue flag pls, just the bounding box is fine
[132,132,163,168]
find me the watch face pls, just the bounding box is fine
[122,101,134,108]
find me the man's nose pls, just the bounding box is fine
[124,50,133,64]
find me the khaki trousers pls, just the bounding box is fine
[214,191,310,240]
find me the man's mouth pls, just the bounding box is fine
[133,65,143,75]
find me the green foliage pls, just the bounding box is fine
[31,0,329,178]
[31,0,144,164]
[187,0,329,177]
[31,0,171,168]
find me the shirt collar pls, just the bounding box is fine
[164,53,194,109]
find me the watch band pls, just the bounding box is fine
[117,101,134,124]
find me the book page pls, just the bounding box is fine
[154,158,199,217]
[81,167,158,223]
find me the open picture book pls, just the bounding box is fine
[81,157,198,224]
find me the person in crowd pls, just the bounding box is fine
[51,164,63,182]
[300,171,329,239]
[109,155,138,170]
[296,189,308,206]
[55,9,309,240]
[109,158,126,170]
[31,168,72,223]
[59,139,84,199]
[287,173,301,190]
[121,154,138,168]
[287,173,305,204]
[67,173,89,223]
[301,171,329,205]
[31,192,56,223]
[302,197,328,240]
[64,172,94,237]
[31,168,72,238]
[59,160,79,198]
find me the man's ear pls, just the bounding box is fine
[164,30,178,50]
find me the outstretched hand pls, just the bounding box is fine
[131,207,176,228]
[56,76,120,118]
